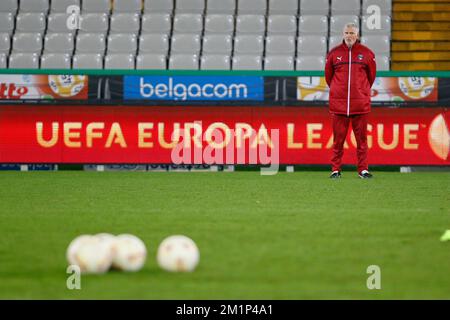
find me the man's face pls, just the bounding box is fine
[343,27,358,47]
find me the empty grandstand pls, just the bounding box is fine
[0,0,399,70]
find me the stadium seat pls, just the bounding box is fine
[361,15,391,36]
[144,0,174,14]
[376,55,390,71]
[0,0,18,13]
[300,0,329,15]
[296,56,325,70]
[237,0,266,15]
[234,35,264,54]
[139,34,169,55]
[202,34,233,54]
[297,35,327,55]
[0,33,10,54]
[170,33,201,54]
[110,13,141,34]
[265,35,296,55]
[76,33,106,54]
[0,13,15,35]
[206,0,235,14]
[331,0,361,16]
[113,0,142,13]
[136,53,167,69]
[267,15,297,36]
[141,14,172,35]
[9,53,40,69]
[19,0,49,13]
[107,34,138,54]
[12,33,43,53]
[79,13,109,34]
[360,35,390,54]
[169,54,199,70]
[268,0,298,15]
[82,0,111,13]
[40,53,71,69]
[328,35,343,49]
[50,0,80,13]
[264,55,294,70]
[200,54,231,70]
[44,33,74,54]
[298,15,328,36]
[0,53,7,68]
[47,13,77,34]
[15,13,47,35]
[173,14,203,35]
[236,15,266,36]
[72,53,103,69]
[105,53,135,69]
[362,0,392,16]
[232,54,262,70]
[175,0,205,14]
[204,15,234,36]
[330,15,360,35]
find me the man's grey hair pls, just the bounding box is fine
[343,23,359,34]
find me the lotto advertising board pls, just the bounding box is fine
[295,76,439,102]
[0,105,448,165]
[0,75,88,100]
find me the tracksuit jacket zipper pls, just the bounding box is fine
[347,47,352,116]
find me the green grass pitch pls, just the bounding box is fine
[0,171,449,299]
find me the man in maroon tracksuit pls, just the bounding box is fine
[325,23,377,179]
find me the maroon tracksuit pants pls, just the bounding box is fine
[331,113,369,173]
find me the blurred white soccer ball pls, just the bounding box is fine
[69,236,114,274]
[66,234,93,266]
[95,233,117,257]
[157,235,200,272]
[112,234,147,272]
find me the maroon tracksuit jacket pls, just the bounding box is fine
[325,40,377,172]
[325,40,376,115]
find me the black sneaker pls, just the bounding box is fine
[329,171,341,179]
[358,170,373,179]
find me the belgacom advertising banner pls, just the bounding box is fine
[0,75,88,100]
[0,106,448,165]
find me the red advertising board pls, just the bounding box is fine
[0,105,449,165]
